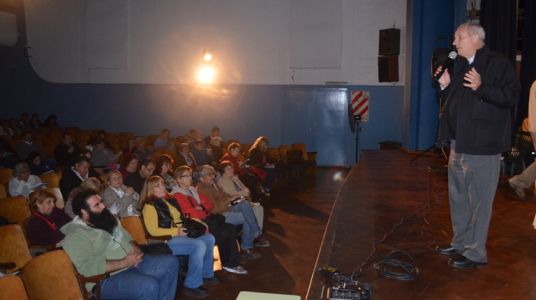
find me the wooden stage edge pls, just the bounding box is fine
[306,149,536,300]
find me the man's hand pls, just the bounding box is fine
[435,66,451,88]
[463,67,481,91]
[125,187,134,196]
[124,250,143,267]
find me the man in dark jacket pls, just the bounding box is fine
[434,23,519,269]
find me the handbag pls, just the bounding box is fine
[139,243,172,255]
[179,214,207,238]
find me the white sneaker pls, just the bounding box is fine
[223,265,248,275]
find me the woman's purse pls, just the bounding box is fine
[179,213,207,238]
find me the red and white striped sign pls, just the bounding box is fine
[351,90,369,122]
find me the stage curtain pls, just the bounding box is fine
[480,0,517,63]
[517,0,536,125]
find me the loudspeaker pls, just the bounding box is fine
[378,55,398,82]
[379,28,400,55]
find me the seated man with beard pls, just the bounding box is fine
[61,189,179,300]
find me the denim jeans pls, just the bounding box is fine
[100,254,179,300]
[166,233,215,288]
[224,200,261,249]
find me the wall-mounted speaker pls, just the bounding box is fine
[379,28,400,56]
[378,55,398,82]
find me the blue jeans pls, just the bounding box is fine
[166,233,215,288]
[224,201,261,249]
[100,254,179,300]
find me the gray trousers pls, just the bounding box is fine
[510,161,536,188]
[448,141,501,263]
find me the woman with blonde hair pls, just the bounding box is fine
[141,175,216,299]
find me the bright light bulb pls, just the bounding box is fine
[203,52,213,62]
[196,65,216,84]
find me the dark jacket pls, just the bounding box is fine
[438,46,519,155]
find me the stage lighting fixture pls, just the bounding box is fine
[203,51,213,62]
[196,65,216,85]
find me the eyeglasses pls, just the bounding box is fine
[180,174,192,178]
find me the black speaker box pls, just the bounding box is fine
[379,28,400,55]
[378,55,399,82]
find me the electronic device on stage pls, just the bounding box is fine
[328,275,372,300]
[317,266,372,300]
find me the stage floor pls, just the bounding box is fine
[307,150,536,300]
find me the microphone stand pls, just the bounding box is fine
[354,115,361,163]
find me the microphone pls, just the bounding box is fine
[433,51,457,81]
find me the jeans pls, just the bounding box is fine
[166,233,215,288]
[100,254,179,300]
[224,200,261,249]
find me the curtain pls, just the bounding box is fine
[517,0,536,125]
[480,0,517,63]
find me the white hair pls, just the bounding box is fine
[458,23,485,44]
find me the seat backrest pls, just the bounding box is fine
[0,275,29,300]
[0,224,32,273]
[291,143,308,160]
[0,184,6,199]
[40,172,61,188]
[0,168,13,189]
[0,196,32,225]
[20,249,84,300]
[120,215,148,245]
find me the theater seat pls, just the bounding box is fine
[0,275,29,300]
[0,224,32,273]
[20,250,91,300]
[0,196,31,226]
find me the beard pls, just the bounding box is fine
[88,208,118,234]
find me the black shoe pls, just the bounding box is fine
[203,276,220,285]
[183,286,208,299]
[435,245,459,256]
[448,255,486,269]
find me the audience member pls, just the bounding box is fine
[132,137,152,161]
[121,155,139,177]
[218,160,264,229]
[248,136,276,194]
[17,112,31,132]
[62,189,179,300]
[59,156,90,200]
[43,114,59,129]
[27,151,54,176]
[124,157,155,194]
[192,140,216,167]
[65,177,103,218]
[0,136,18,168]
[15,130,47,161]
[101,170,140,217]
[154,128,176,151]
[204,126,225,160]
[155,154,178,191]
[26,189,71,245]
[30,113,41,130]
[171,166,248,275]
[90,137,121,173]
[54,133,81,167]
[79,149,102,178]
[8,162,46,198]
[177,142,197,168]
[141,176,217,298]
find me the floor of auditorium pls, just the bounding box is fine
[183,150,536,299]
[181,166,348,299]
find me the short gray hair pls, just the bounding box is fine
[198,165,215,178]
[459,23,485,43]
[13,162,30,177]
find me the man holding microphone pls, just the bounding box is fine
[434,23,519,269]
